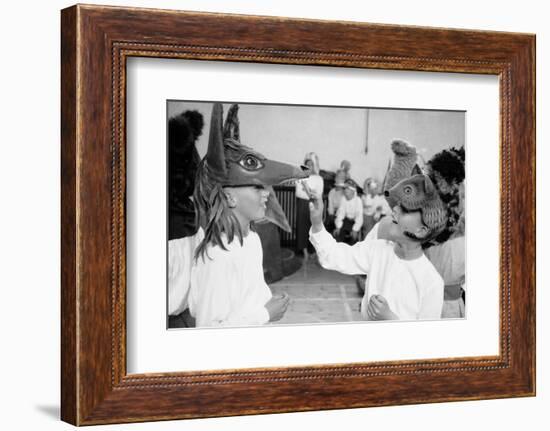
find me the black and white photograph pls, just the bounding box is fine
[167,101,466,329]
[3,0,545,429]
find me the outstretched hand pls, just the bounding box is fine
[366,294,398,320]
[302,182,324,233]
[265,293,290,322]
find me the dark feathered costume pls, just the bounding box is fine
[425,147,466,243]
[168,110,204,240]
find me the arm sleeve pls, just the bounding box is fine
[223,300,270,327]
[295,180,307,200]
[335,197,345,229]
[168,239,188,316]
[418,275,445,320]
[316,175,324,195]
[352,199,363,232]
[327,190,335,216]
[168,231,204,315]
[309,227,372,275]
[190,255,270,327]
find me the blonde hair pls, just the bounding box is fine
[193,142,246,261]
[303,152,320,175]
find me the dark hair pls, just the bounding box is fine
[168,110,205,239]
[424,146,466,247]
[427,147,465,186]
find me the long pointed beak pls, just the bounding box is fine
[224,159,310,187]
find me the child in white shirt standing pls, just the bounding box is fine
[187,103,307,327]
[295,152,324,260]
[306,174,446,321]
[361,178,391,238]
[334,179,363,245]
[325,169,347,233]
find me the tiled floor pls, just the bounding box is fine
[269,258,364,324]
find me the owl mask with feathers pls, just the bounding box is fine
[382,139,465,245]
[385,174,448,241]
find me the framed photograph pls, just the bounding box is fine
[61,4,535,425]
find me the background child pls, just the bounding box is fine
[189,184,290,326]
[295,152,324,259]
[333,179,363,245]
[187,103,307,327]
[326,169,347,233]
[361,178,391,238]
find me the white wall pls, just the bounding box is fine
[1,1,547,431]
[169,101,464,186]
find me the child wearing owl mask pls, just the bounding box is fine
[306,174,445,321]
[367,146,466,319]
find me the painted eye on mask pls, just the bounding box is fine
[239,154,264,171]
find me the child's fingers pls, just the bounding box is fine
[308,195,322,212]
[370,299,381,309]
[302,181,321,203]
[367,300,375,313]
[280,298,290,312]
[371,294,386,306]
[277,292,289,302]
[366,308,372,320]
[366,304,376,320]
[369,297,383,313]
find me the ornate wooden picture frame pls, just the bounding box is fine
[61,4,535,425]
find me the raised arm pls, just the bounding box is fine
[352,198,363,232]
[308,191,372,275]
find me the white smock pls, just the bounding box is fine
[188,231,272,327]
[310,227,443,320]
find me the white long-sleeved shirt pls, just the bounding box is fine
[188,231,272,327]
[424,236,466,288]
[327,188,344,216]
[335,195,363,232]
[309,227,444,321]
[168,228,205,316]
[368,221,466,289]
[362,194,391,218]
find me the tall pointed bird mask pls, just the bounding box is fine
[203,103,309,231]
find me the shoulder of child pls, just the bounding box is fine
[248,230,262,246]
[420,252,445,286]
[201,233,253,261]
[359,238,393,254]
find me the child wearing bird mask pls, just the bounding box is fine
[183,103,308,327]
[306,174,445,321]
